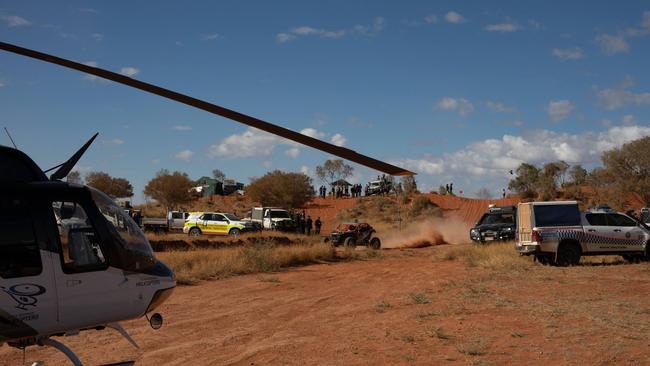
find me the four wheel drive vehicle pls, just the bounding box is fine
[641,207,649,224]
[470,205,516,243]
[366,179,392,196]
[142,210,190,232]
[515,201,650,266]
[183,212,258,236]
[324,222,382,249]
[246,207,292,230]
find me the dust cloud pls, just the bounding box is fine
[381,218,471,249]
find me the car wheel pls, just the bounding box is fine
[556,243,580,267]
[535,255,550,265]
[229,228,241,236]
[188,227,202,237]
[369,237,381,250]
[343,236,356,248]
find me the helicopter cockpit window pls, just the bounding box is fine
[89,187,153,258]
[52,201,106,271]
[0,197,42,278]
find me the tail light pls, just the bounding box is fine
[532,230,542,243]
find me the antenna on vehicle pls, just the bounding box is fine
[4,127,17,149]
[48,132,99,181]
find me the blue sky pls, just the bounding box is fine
[1,1,650,202]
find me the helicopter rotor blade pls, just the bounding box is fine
[49,132,98,181]
[0,41,415,176]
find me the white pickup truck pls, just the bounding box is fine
[246,207,292,230]
[141,211,189,233]
[515,201,650,266]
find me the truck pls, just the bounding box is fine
[470,205,516,243]
[246,207,293,230]
[515,201,650,266]
[141,211,190,233]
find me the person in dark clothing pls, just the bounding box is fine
[314,217,322,235]
[445,184,449,194]
[305,215,313,235]
[449,183,454,195]
[502,188,506,198]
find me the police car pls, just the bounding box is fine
[183,212,257,236]
[515,201,650,266]
[469,205,516,243]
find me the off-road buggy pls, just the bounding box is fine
[324,222,381,249]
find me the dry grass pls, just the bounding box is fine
[158,242,377,284]
[439,242,532,270]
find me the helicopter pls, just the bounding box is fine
[0,41,413,365]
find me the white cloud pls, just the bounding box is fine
[394,125,650,180]
[300,165,310,175]
[445,11,465,24]
[552,47,585,60]
[545,100,574,122]
[91,33,104,41]
[175,150,194,161]
[596,76,650,110]
[435,97,474,116]
[2,15,31,27]
[596,34,628,55]
[262,161,273,169]
[425,14,437,24]
[285,147,300,158]
[330,133,347,147]
[201,33,219,41]
[119,67,140,77]
[151,159,160,165]
[208,128,278,158]
[485,23,519,32]
[484,100,515,113]
[622,114,636,125]
[172,125,192,131]
[643,11,650,28]
[103,139,124,145]
[300,128,325,139]
[277,17,383,43]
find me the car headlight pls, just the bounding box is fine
[470,229,478,235]
[504,227,512,231]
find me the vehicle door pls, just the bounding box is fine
[50,198,133,330]
[212,214,230,234]
[200,214,215,234]
[263,209,271,229]
[606,213,646,252]
[583,213,613,253]
[169,211,185,230]
[0,195,58,338]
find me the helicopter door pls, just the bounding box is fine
[0,195,58,338]
[51,200,133,329]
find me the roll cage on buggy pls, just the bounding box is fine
[324,222,381,249]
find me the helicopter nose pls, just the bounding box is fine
[145,259,176,283]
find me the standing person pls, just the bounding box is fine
[449,182,454,195]
[305,215,313,236]
[314,217,322,235]
[502,188,506,198]
[445,184,449,194]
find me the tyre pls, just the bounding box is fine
[188,227,202,237]
[343,236,356,248]
[622,254,642,263]
[555,243,581,267]
[229,228,241,236]
[369,237,381,250]
[535,255,550,265]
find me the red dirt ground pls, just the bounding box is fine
[2,245,648,366]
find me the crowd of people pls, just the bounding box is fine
[290,211,322,235]
[317,183,365,199]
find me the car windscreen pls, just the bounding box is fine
[270,211,290,219]
[224,213,240,221]
[533,204,580,227]
[478,213,514,225]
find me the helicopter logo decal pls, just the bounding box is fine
[1,284,46,311]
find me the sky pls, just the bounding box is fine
[1,1,650,203]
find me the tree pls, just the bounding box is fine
[401,176,418,196]
[315,159,353,185]
[212,169,225,182]
[144,169,194,209]
[67,171,82,185]
[246,170,314,208]
[537,162,562,200]
[600,136,650,205]
[86,171,133,198]
[475,188,492,199]
[568,165,588,186]
[508,163,540,199]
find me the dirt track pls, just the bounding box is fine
[2,245,649,366]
